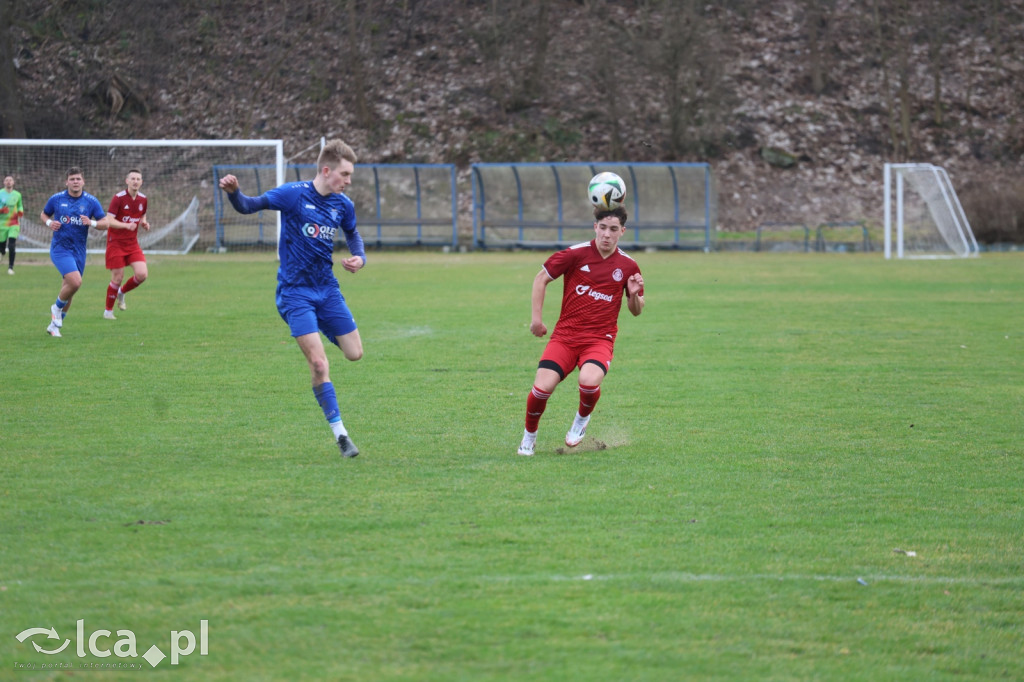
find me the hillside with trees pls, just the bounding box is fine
[1,0,1021,242]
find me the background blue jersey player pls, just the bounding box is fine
[219,139,367,458]
[41,166,112,338]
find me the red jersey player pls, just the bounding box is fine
[518,206,645,456]
[103,169,150,319]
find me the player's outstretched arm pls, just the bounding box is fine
[218,174,270,215]
[218,174,239,193]
[626,273,645,316]
[530,269,553,337]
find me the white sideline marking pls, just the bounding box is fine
[515,572,1024,586]
[373,325,434,341]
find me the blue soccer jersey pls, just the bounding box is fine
[43,190,106,257]
[261,181,365,288]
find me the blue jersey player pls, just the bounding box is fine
[219,140,367,458]
[41,166,113,338]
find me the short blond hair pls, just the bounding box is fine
[317,139,357,169]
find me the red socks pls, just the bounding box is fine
[524,385,551,433]
[105,283,118,311]
[578,384,601,417]
[106,276,143,311]
[526,384,602,432]
[120,275,141,294]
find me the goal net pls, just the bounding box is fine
[0,139,283,254]
[883,163,979,259]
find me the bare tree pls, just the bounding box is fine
[633,0,732,158]
[799,0,836,95]
[870,0,915,160]
[976,0,1024,155]
[344,0,375,130]
[470,0,553,114]
[0,0,26,137]
[921,0,965,128]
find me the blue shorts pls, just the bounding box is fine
[51,248,86,277]
[276,283,357,347]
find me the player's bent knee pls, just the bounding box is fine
[338,331,362,361]
[308,356,330,380]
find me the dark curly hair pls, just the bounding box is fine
[594,206,627,226]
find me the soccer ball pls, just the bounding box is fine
[588,172,627,210]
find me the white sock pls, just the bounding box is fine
[330,420,348,438]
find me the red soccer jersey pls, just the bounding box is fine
[542,240,643,345]
[106,190,148,250]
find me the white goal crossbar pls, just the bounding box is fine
[883,163,978,259]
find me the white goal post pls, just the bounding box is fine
[883,163,979,259]
[0,139,284,254]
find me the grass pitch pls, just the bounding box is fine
[2,250,1022,680]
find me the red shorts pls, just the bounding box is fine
[106,245,146,270]
[539,337,614,378]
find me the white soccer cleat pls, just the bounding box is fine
[103,310,117,320]
[50,304,63,328]
[7,268,12,275]
[565,414,591,448]
[117,291,126,310]
[46,321,62,338]
[517,430,537,456]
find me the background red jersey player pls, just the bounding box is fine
[518,206,645,456]
[103,169,150,319]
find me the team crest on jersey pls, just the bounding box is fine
[612,268,623,282]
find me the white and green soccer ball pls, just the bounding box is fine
[587,172,627,210]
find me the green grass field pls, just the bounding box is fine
[2,250,1022,681]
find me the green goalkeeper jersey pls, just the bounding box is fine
[0,188,23,228]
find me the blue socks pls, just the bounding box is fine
[313,382,347,438]
[313,382,340,423]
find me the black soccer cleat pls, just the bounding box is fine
[337,434,360,458]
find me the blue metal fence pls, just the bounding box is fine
[471,162,716,250]
[213,163,458,250]
[815,221,871,252]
